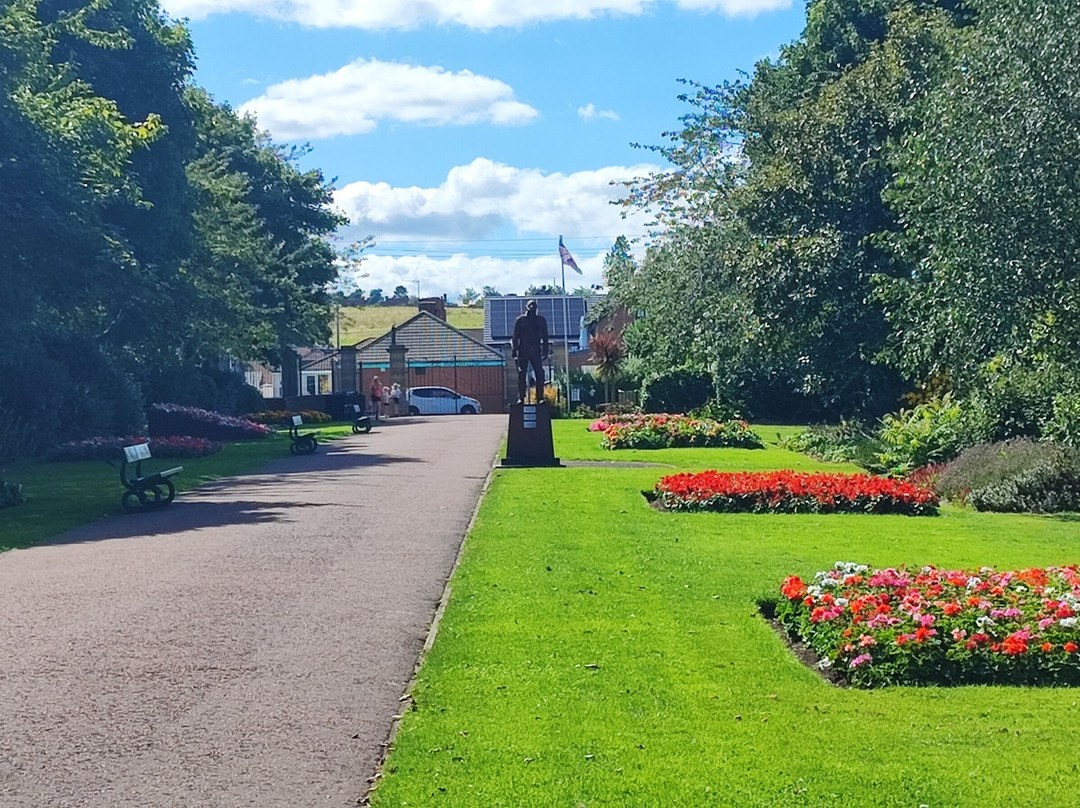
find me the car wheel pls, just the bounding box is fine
[409,405,420,416]
[460,405,477,414]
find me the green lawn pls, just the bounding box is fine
[0,422,355,554]
[338,305,484,343]
[370,420,1080,807]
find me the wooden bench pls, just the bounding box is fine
[288,414,318,455]
[349,403,373,434]
[120,442,182,512]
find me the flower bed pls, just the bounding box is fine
[46,435,222,462]
[654,470,938,515]
[249,409,333,425]
[148,403,271,441]
[589,414,763,450]
[776,562,1080,687]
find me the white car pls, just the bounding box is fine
[406,386,482,415]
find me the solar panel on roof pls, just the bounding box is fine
[485,296,588,342]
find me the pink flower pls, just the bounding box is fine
[849,654,873,669]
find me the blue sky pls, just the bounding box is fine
[163,0,808,300]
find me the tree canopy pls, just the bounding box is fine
[612,0,1078,434]
[0,0,344,448]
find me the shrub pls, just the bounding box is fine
[145,364,265,416]
[776,562,1080,687]
[936,439,1057,505]
[641,368,714,414]
[0,480,24,509]
[967,451,1080,513]
[0,405,38,463]
[1044,392,1080,447]
[148,403,271,441]
[779,420,885,469]
[876,394,970,475]
[46,435,222,462]
[653,470,938,515]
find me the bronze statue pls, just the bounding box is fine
[511,299,549,404]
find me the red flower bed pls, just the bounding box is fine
[654,470,938,515]
[777,562,1080,687]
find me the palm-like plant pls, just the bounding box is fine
[590,331,626,404]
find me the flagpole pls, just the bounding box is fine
[560,236,569,408]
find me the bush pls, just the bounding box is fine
[641,368,714,414]
[779,420,885,469]
[967,449,1080,513]
[876,395,971,475]
[148,403,271,441]
[1044,392,1080,447]
[0,339,144,446]
[0,480,24,509]
[936,439,1056,505]
[145,365,265,416]
[0,405,38,463]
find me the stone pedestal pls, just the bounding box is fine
[502,403,561,467]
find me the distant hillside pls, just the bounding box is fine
[333,305,485,345]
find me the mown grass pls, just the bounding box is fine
[339,305,484,343]
[370,420,1080,807]
[0,422,355,554]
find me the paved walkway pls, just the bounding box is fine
[0,415,506,807]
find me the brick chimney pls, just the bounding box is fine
[418,296,447,321]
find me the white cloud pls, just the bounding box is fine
[333,157,657,240]
[164,0,792,27]
[238,59,539,140]
[331,157,661,297]
[578,103,620,122]
[346,253,612,302]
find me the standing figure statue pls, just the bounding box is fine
[511,299,550,404]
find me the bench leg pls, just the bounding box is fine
[121,479,176,512]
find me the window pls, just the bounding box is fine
[302,371,332,395]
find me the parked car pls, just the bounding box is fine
[406,386,482,415]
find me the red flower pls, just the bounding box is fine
[781,576,808,600]
[1065,642,1079,654]
[1001,634,1028,656]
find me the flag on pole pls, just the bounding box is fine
[559,236,582,274]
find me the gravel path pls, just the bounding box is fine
[0,415,506,808]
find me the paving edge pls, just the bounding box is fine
[357,447,501,806]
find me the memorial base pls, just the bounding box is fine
[501,402,561,467]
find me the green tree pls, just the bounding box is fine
[875,0,1080,404]
[616,0,969,419]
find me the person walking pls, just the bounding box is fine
[390,383,403,417]
[370,376,382,419]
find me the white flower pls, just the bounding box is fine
[1060,617,1078,629]
[817,658,833,670]
[967,577,981,589]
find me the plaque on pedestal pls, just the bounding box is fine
[501,403,561,467]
